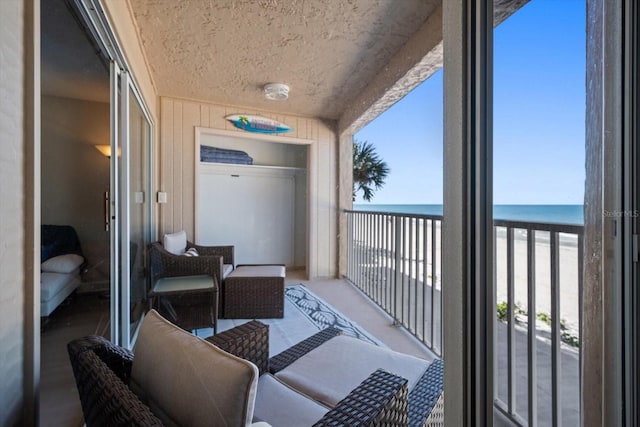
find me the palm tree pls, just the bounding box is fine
[353,140,390,202]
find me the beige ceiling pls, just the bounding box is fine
[128,0,440,120]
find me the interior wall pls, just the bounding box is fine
[0,0,28,424]
[41,95,110,289]
[160,96,338,278]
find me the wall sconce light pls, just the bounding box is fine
[94,145,112,158]
[94,145,121,158]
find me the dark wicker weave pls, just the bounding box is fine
[69,322,410,427]
[313,369,409,427]
[149,242,232,333]
[205,320,270,375]
[189,242,234,265]
[149,241,233,284]
[408,359,444,427]
[67,335,163,427]
[269,326,343,374]
[425,393,444,427]
[223,264,285,318]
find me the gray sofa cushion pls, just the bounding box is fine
[254,374,329,427]
[275,335,430,408]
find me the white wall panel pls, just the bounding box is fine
[198,165,297,266]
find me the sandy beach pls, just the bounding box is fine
[350,217,581,336]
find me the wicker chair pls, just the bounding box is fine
[68,322,410,426]
[255,326,445,427]
[148,241,234,333]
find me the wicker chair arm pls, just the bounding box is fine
[269,327,342,374]
[68,335,134,383]
[67,337,163,426]
[151,242,223,284]
[313,369,409,426]
[205,320,269,375]
[408,359,444,427]
[189,242,234,265]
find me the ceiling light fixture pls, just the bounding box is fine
[264,83,290,101]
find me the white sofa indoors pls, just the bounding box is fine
[41,225,85,316]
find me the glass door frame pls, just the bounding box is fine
[77,0,155,349]
[120,73,155,348]
[109,60,121,345]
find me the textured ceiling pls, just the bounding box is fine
[128,0,440,120]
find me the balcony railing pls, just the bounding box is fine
[344,209,584,426]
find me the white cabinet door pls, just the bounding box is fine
[197,165,295,266]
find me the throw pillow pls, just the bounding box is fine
[163,230,187,255]
[183,247,199,257]
[41,253,84,274]
[40,243,55,263]
[131,310,259,427]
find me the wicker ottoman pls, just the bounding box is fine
[223,264,285,318]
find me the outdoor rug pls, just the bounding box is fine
[284,284,384,346]
[211,284,384,356]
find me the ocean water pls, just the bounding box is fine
[353,204,584,225]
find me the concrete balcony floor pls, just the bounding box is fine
[286,270,436,361]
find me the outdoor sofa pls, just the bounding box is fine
[68,310,443,426]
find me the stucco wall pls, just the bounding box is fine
[159,97,338,278]
[41,96,111,288]
[0,0,26,424]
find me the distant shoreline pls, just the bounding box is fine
[353,203,584,226]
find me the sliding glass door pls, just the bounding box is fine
[125,84,152,344]
[109,65,153,348]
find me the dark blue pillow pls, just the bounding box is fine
[41,243,55,263]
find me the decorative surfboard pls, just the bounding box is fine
[225,114,293,134]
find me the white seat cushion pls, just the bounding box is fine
[223,263,234,278]
[275,335,430,408]
[227,265,285,278]
[131,310,259,427]
[254,374,329,427]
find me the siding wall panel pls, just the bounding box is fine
[160,96,337,277]
[297,117,307,140]
[181,101,200,236]
[200,104,210,128]
[172,102,183,232]
[160,98,174,233]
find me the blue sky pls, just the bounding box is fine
[355,0,585,205]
